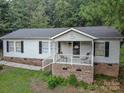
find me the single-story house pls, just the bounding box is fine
[1,26,124,83]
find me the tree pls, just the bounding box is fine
[29,0,49,28]
[79,0,124,31]
[0,0,12,35]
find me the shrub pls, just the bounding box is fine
[48,76,58,89]
[68,74,78,86]
[79,81,89,89]
[55,76,65,85]
[0,64,4,70]
[47,76,65,89]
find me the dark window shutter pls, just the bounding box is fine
[94,42,96,56]
[39,41,42,54]
[7,41,9,52]
[105,42,109,57]
[21,41,24,53]
[58,42,61,54]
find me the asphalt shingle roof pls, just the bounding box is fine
[1,26,123,39]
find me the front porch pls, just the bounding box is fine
[52,41,94,66]
[43,30,95,83]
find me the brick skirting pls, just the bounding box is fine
[3,56,42,66]
[94,63,119,77]
[52,63,93,84]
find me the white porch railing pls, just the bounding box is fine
[54,54,92,65]
[42,55,53,70]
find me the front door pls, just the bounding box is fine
[73,41,80,55]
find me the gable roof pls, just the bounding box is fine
[50,28,97,39]
[1,26,123,39]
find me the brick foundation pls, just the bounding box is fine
[52,63,93,84]
[94,63,119,77]
[3,56,42,66]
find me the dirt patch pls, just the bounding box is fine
[30,79,82,93]
[30,78,124,93]
[30,79,50,93]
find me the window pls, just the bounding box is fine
[16,41,21,52]
[42,42,48,53]
[95,42,105,56]
[8,41,14,52]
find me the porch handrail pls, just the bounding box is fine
[42,55,53,70]
[54,54,92,65]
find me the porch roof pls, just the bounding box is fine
[1,26,123,39]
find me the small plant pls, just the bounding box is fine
[79,81,89,89]
[0,64,4,70]
[47,76,65,89]
[48,76,58,89]
[87,84,98,90]
[68,74,78,86]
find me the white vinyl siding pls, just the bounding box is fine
[94,40,120,64]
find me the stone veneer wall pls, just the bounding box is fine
[94,63,119,77]
[3,56,42,66]
[52,63,93,84]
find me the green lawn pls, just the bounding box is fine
[0,66,49,93]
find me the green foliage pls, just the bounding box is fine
[79,81,89,89]
[48,76,58,89]
[120,44,124,66]
[0,0,123,36]
[79,0,124,31]
[0,64,4,70]
[67,74,78,86]
[87,84,98,90]
[48,76,65,89]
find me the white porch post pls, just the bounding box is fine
[91,40,94,66]
[71,56,73,65]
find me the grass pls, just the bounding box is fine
[0,66,49,93]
